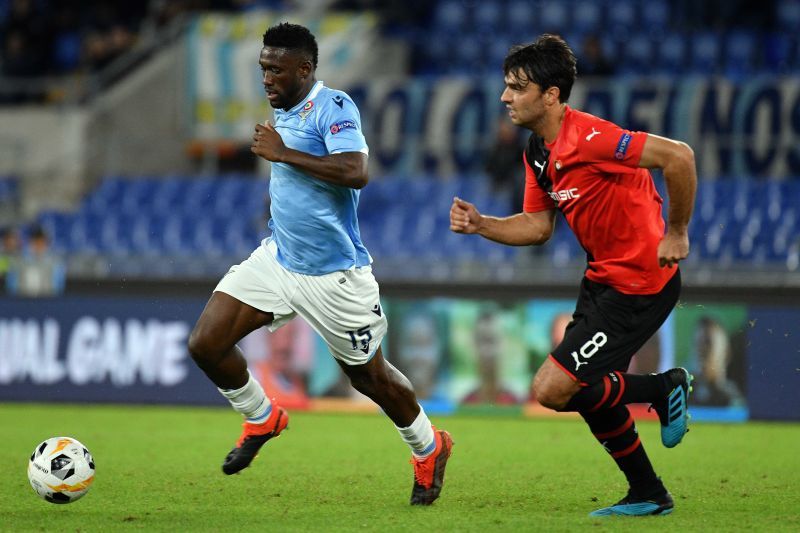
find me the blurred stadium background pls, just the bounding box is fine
[1,0,798,424]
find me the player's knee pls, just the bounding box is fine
[348,366,392,400]
[187,327,218,366]
[533,379,571,411]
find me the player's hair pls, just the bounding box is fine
[262,22,318,68]
[503,34,577,102]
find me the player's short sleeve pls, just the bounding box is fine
[316,91,368,155]
[577,120,648,170]
[522,153,556,213]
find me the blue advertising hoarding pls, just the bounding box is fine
[3,295,798,421]
[746,306,800,421]
[0,296,225,405]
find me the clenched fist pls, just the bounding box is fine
[251,122,287,162]
[450,197,482,234]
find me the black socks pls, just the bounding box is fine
[564,371,668,412]
[581,406,662,496]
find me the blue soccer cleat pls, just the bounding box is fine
[650,367,693,448]
[590,489,674,517]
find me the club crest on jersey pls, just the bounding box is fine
[554,160,563,170]
[298,100,314,121]
[615,132,632,160]
[330,120,356,134]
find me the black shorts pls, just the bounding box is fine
[550,269,681,384]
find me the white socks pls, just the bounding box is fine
[397,406,436,458]
[218,371,272,424]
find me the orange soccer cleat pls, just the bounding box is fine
[222,403,289,475]
[409,428,453,505]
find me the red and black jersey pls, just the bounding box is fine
[522,105,676,295]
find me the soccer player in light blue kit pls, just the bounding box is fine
[187,22,452,505]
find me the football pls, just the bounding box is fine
[28,437,95,504]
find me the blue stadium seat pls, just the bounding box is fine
[152,178,191,213]
[433,0,470,33]
[97,213,131,255]
[776,0,800,33]
[724,31,757,79]
[689,32,721,73]
[54,32,82,72]
[539,0,569,34]
[507,0,535,34]
[127,214,159,254]
[620,33,654,74]
[0,176,18,202]
[120,179,159,214]
[655,33,686,74]
[83,177,124,214]
[161,214,196,255]
[182,179,217,214]
[69,213,103,254]
[487,36,514,70]
[35,174,800,268]
[763,32,796,73]
[192,215,227,256]
[605,0,637,38]
[453,36,486,73]
[474,1,504,31]
[37,211,72,253]
[640,0,670,35]
[572,1,603,33]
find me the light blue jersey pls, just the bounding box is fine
[265,81,372,275]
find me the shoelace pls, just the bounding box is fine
[410,454,436,488]
[237,415,280,446]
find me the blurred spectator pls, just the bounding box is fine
[0,0,145,80]
[691,316,746,407]
[484,117,526,212]
[250,320,313,409]
[675,0,775,30]
[578,34,615,77]
[463,307,517,405]
[397,313,441,400]
[549,312,573,349]
[1,29,43,77]
[627,334,662,375]
[5,225,66,297]
[82,25,136,72]
[0,226,22,291]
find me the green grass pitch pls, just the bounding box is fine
[3,403,799,532]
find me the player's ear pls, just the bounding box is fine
[298,59,313,79]
[545,86,560,105]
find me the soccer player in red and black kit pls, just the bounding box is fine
[450,34,697,517]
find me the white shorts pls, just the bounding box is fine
[214,240,388,365]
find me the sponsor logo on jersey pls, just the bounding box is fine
[585,127,601,141]
[332,95,344,108]
[615,132,632,160]
[548,188,580,202]
[330,120,356,134]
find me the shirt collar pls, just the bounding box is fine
[282,80,324,115]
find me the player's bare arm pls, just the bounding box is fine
[450,197,555,245]
[251,122,368,189]
[638,134,697,268]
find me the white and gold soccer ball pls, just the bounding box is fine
[28,437,95,504]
